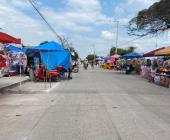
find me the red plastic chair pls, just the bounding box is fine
[36,67,45,80]
[57,66,64,71]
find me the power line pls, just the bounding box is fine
[119,36,146,46]
[119,34,159,47]
[27,0,63,43]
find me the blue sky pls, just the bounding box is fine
[0,0,169,58]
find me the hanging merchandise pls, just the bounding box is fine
[0,54,8,77]
[18,52,27,66]
[7,51,27,66]
[6,51,27,75]
[0,54,7,68]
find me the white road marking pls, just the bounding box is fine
[45,82,60,93]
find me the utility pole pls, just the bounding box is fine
[155,32,158,49]
[93,45,96,63]
[115,20,119,54]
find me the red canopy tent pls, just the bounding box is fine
[0,32,21,44]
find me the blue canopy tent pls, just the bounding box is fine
[121,52,143,59]
[30,41,64,52]
[26,41,71,71]
[41,51,71,71]
[6,45,21,52]
[6,45,27,53]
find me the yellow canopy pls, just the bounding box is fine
[155,47,170,56]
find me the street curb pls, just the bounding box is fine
[0,78,30,93]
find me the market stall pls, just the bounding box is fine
[0,32,22,77]
[4,45,27,76]
[118,52,143,74]
[155,47,170,56]
[143,47,165,57]
[26,41,72,81]
[141,47,170,88]
[121,52,143,59]
[153,47,170,88]
[101,56,116,70]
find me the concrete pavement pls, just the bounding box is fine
[0,76,30,91]
[0,67,170,140]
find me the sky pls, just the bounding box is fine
[0,0,169,58]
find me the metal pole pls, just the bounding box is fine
[19,60,21,91]
[93,45,96,68]
[93,45,96,61]
[46,50,50,89]
[48,49,51,88]
[115,21,119,54]
[156,32,158,49]
[19,45,23,92]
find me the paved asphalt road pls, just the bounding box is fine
[0,67,170,140]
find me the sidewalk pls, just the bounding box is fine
[0,76,30,91]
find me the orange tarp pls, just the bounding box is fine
[155,47,170,56]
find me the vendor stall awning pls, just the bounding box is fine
[6,45,26,53]
[155,47,170,56]
[26,41,64,53]
[121,52,143,59]
[32,41,64,52]
[143,47,165,57]
[0,32,21,44]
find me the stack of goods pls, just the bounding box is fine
[156,59,170,87]
[146,58,170,88]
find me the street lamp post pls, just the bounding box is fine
[115,20,119,54]
[93,45,96,63]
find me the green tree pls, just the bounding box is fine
[117,48,127,55]
[110,47,116,56]
[86,54,97,61]
[126,46,137,53]
[110,46,137,55]
[128,0,170,36]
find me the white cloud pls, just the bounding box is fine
[0,0,168,58]
[113,0,159,24]
[10,0,30,8]
[127,0,159,8]
[101,31,115,40]
[0,0,54,45]
[0,0,105,45]
[114,6,124,17]
[0,0,112,58]
[41,8,94,32]
[71,35,113,58]
[40,0,107,33]
[67,0,102,12]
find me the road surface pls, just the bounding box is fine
[0,68,170,140]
